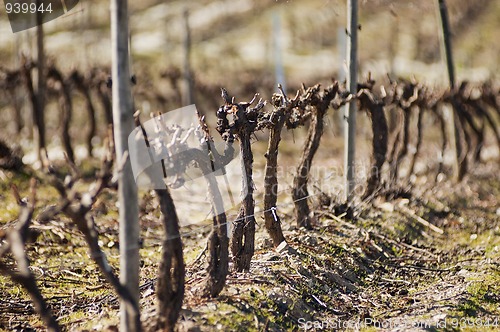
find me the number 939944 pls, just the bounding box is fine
[5,1,54,14]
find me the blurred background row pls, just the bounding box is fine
[0,0,498,164]
[1,0,498,86]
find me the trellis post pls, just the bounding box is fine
[437,0,465,180]
[110,0,140,331]
[344,0,358,202]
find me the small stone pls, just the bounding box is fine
[276,241,289,254]
[398,198,410,207]
[378,202,394,212]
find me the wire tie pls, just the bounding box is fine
[271,206,278,222]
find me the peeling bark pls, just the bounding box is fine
[155,189,185,332]
[20,57,46,162]
[197,117,229,298]
[48,66,75,163]
[434,106,449,181]
[71,70,97,156]
[292,83,338,229]
[358,89,388,200]
[407,106,424,178]
[216,88,264,271]
[261,88,299,246]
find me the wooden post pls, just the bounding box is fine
[110,0,140,331]
[12,34,23,134]
[387,11,399,132]
[182,9,194,106]
[344,0,358,202]
[437,0,455,89]
[437,0,465,180]
[336,27,346,133]
[273,11,286,93]
[35,5,46,162]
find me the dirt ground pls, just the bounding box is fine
[1,134,499,332]
[173,162,500,332]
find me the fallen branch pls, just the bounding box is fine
[395,204,444,235]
